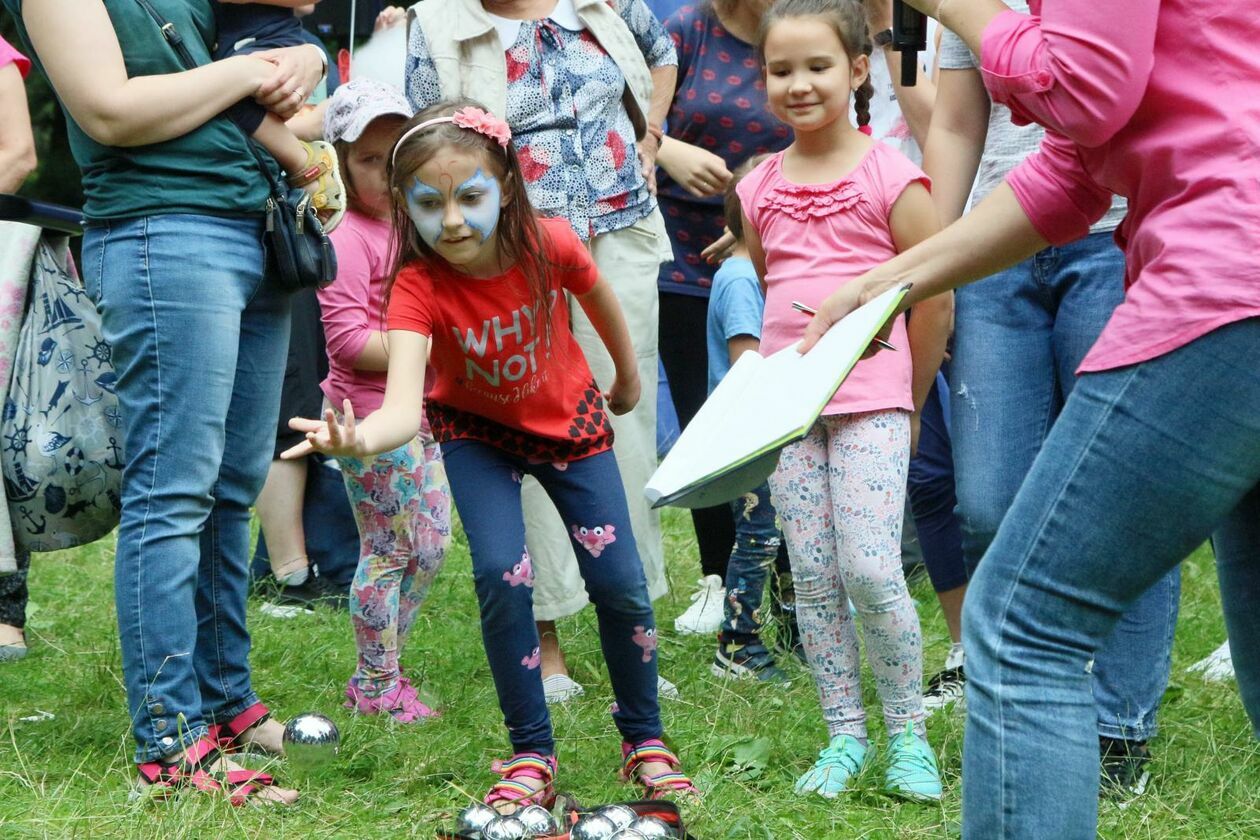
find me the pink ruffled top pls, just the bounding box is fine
[737,142,930,415]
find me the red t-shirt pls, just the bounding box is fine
[387,217,615,462]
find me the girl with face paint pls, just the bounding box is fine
[284,101,698,813]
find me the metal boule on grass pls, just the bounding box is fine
[481,815,529,840]
[516,804,558,835]
[626,815,675,838]
[570,813,618,840]
[281,713,340,771]
[456,802,498,836]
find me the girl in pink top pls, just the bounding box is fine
[736,0,951,801]
[804,1,1260,836]
[319,80,452,723]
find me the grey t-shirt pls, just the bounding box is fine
[938,1,1126,233]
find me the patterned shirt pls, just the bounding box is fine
[656,4,791,297]
[405,0,677,240]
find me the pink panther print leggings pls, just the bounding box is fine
[768,411,927,740]
[339,433,452,697]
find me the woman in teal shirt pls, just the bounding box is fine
[8,0,325,803]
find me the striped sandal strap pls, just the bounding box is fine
[485,752,557,809]
[620,739,699,798]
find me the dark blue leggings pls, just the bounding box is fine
[441,441,661,756]
[907,373,969,593]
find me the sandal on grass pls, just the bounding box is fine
[136,734,289,806]
[207,701,275,755]
[287,140,346,233]
[619,739,699,800]
[484,752,557,813]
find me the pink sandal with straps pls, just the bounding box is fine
[620,739,699,800]
[484,752,557,812]
[137,733,282,806]
[207,701,273,754]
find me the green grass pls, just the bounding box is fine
[1,509,1256,838]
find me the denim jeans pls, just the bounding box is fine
[950,231,1179,740]
[441,441,660,756]
[962,317,1260,839]
[719,481,782,643]
[84,215,290,763]
[907,372,968,593]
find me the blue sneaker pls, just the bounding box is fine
[794,734,869,798]
[884,722,942,802]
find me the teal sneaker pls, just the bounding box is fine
[884,722,942,802]
[794,734,869,798]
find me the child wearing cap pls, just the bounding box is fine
[317,79,453,722]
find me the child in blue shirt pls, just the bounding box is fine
[706,155,793,682]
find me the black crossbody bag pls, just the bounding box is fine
[134,0,336,291]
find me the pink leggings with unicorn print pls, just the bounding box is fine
[339,433,452,697]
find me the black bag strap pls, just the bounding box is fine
[131,0,287,199]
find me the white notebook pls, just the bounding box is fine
[645,284,909,509]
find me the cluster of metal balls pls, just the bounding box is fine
[456,802,678,839]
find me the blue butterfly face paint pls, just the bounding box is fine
[403,168,502,252]
[404,178,445,247]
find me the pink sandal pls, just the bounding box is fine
[207,701,272,754]
[344,677,439,723]
[484,752,557,812]
[620,739,699,800]
[137,734,281,806]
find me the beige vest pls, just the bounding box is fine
[407,0,654,140]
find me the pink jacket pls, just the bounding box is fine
[981,1,1260,372]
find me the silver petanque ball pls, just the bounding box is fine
[281,713,340,771]
[456,802,499,836]
[516,804,558,835]
[627,816,675,838]
[609,830,647,840]
[481,815,529,840]
[598,805,638,830]
[570,813,618,840]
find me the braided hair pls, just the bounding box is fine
[758,0,875,129]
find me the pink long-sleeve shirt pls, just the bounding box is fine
[980,1,1260,372]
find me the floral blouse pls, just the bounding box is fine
[405,0,677,240]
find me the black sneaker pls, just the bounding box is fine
[923,665,966,713]
[712,638,790,683]
[258,571,349,610]
[1099,736,1151,800]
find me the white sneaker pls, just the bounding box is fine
[658,675,681,700]
[542,673,586,703]
[1188,640,1234,682]
[673,575,726,635]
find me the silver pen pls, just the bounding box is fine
[791,300,897,352]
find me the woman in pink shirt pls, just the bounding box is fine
[803,1,1260,836]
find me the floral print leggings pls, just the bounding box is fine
[769,411,927,740]
[338,433,452,697]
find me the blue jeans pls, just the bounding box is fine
[719,482,782,643]
[84,215,290,763]
[962,317,1260,839]
[950,231,1179,740]
[907,371,968,593]
[440,441,660,756]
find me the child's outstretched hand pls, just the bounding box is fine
[282,399,366,460]
[605,372,641,416]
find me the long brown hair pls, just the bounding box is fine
[757,0,875,128]
[384,99,554,347]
